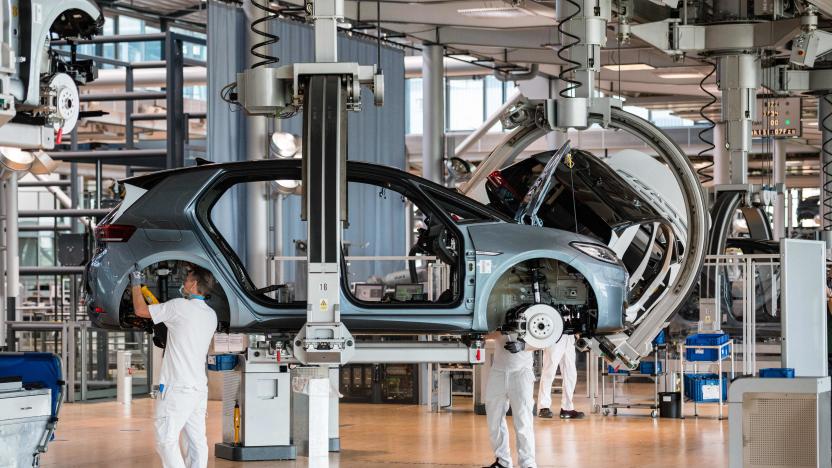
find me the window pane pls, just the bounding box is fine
[484,76,504,132]
[344,180,458,305]
[406,78,422,134]
[651,109,694,127]
[447,78,484,131]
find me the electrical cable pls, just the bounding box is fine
[822,93,832,231]
[557,0,583,98]
[249,0,281,69]
[695,60,717,184]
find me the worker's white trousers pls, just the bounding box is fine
[485,367,537,468]
[154,386,209,468]
[536,335,577,411]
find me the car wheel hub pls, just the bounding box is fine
[521,303,564,349]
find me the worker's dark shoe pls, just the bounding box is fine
[560,409,586,419]
[483,459,508,468]
[538,408,554,418]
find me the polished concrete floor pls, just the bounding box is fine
[41,382,728,467]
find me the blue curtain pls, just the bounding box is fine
[207,1,248,256]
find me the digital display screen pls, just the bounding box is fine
[752,97,802,138]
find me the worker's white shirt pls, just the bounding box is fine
[491,334,534,372]
[150,298,217,389]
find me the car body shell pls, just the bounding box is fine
[86,159,627,336]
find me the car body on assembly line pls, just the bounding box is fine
[85,159,629,344]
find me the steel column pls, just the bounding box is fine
[313,0,341,63]
[712,122,730,185]
[165,33,185,169]
[0,183,4,348]
[243,1,270,288]
[5,177,18,324]
[421,44,445,184]
[717,54,760,185]
[95,159,102,209]
[821,94,832,248]
[773,139,786,240]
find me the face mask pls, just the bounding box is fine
[178,285,190,299]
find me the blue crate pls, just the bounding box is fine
[652,330,666,346]
[639,361,663,375]
[207,354,238,371]
[685,333,731,361]
[684,373,728,402]
[759,368,795,378]
[607,365,630,375]
[685,333,729,346]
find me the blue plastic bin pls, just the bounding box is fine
[685,333,730,361]
[684,373,728,402]
[653,330,666,346]
[759,368,795,378]
[207,354,238,371]
[0,352,63,417]
[639,361,663,375]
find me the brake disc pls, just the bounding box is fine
[521,303,564,349]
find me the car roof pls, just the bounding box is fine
[123,159,512,222]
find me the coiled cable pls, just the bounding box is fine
[822,93,832,230]
[249,0,281,69]
[696,60,717,184]
[557,0,583,98]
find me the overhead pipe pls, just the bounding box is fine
[18,209,110,218]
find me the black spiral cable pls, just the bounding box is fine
[696,60,717,184]
[822,93,832,230]
[557,0,583,98]
[249,0,281,69]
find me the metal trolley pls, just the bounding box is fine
[679,339,735,419]
[600,342,669,418]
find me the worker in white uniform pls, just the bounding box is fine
[131,265,218,468]
[537,335,584,419]
[483,333,536,468]
[536,334,585,419]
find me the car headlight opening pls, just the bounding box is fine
[570,241,621,265]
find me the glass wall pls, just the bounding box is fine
[405,74,696,134]
[405,75,520,134]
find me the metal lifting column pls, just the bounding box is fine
[233,1,383,365]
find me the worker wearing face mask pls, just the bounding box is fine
[536,334,585,419]
[483,333,537,468]
[130,265,218,468]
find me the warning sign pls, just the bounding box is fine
[319,299,328,311]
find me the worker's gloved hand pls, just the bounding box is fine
[504,340,525,354]
[130,269,144,288]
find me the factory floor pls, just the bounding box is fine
[41,381,728,467]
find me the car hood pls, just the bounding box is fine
[486,146,668,243]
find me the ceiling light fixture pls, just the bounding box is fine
[456,6,532,17]
[655,72,705,79]
[602,63,655,71]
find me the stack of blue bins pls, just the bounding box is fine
[684,373,729,402]
[685,333,730,361]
